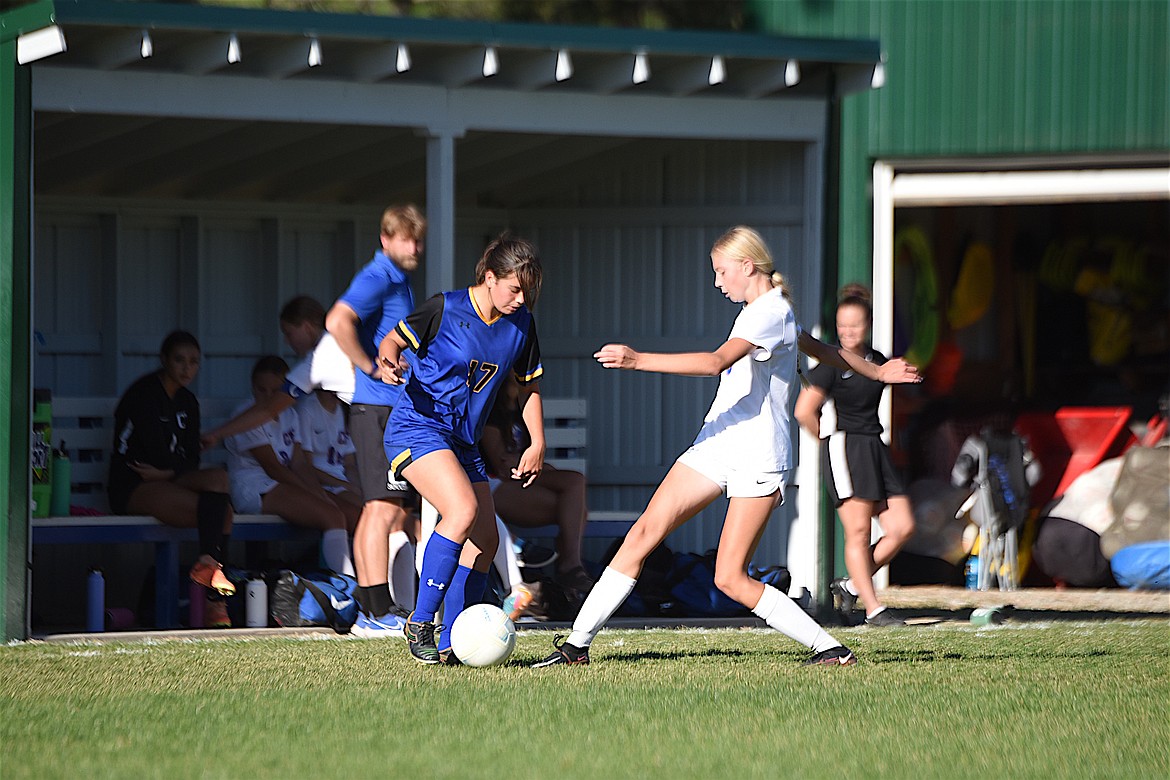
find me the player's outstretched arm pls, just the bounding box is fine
[594,339,754,377]
[796,330,921,385]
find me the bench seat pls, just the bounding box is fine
[32,514,316,629]
[36,394,638,630]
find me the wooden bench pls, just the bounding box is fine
[31,396,316,630]
[34,395,637,628]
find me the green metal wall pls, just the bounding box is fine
[1,44,33,643]
[1,1,46,641]
[749,0,1170,288]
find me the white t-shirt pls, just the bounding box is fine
[225,401,302,513]
[296,392,355,484]
[284,332,356,405]
[688,286,799,473]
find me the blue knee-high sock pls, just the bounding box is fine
[437,567,488,651]
[415,532,463,622]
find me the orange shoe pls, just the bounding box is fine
[204,596,231,629]
[504,584,534,622]
[190,560,236,596]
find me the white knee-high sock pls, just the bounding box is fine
[322,529,355,576]
[566,567,636,649]
[752,583,840,654]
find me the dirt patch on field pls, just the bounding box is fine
[881,585,1169,615]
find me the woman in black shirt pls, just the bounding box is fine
[795,285,916,627]
[109,331,235,602]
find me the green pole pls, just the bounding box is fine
[1,15,38,642]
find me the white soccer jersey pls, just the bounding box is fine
[688,285,799,473]
[284,332,356,405]
[296,392,355,484]
[225,401,301,513]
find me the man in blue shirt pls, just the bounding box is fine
[325,204,426,637]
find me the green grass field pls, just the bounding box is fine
[3,619,1168,779]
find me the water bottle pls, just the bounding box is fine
[86,568,105,632]
[188,579,205,628]
[31,389,52,518]
[245,578,268,628]
[50,441,71,517]
[965,555,980,590]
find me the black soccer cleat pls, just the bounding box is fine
[530,634,590,668]
[403,613,440,664]
[804,645,857,667]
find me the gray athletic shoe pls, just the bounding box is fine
[864,607,905,627]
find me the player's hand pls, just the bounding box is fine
[378,357,405,385]
[594,344,639,370]
[878,357,922,385]
[200,432,220,452]
[512,446,545,488]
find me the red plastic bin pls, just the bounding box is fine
[1054,406,1136,496]
[1014,406,1136,506]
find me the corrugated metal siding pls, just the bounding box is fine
[35,205,373,402]
[749,0,1169,284]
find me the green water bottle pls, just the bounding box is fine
[31,389,52,518]
[50,441,71,517]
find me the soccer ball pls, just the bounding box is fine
[449,603,517,667]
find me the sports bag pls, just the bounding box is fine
[270,569,359,633]
[668,551,750,618]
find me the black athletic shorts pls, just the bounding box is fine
[349,403,413,502]
[822,432,906,507]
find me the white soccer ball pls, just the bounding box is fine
[449,603,517,667]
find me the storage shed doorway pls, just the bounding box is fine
[868,160,1169,585]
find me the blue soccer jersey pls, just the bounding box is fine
[336,250,415,406]
[391,288,542,448]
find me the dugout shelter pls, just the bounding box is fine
[0,0,884,639]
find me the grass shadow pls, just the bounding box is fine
[508,647,751,667]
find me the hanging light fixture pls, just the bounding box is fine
[555,49,573,82]
[482,46,499,78]
[708,55,725,86]
[633,52,650,84]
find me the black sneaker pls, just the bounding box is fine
[403,613,440,664]
[864,607,905,627]
[530,634,590,668]
[555,565,596,594]
[804,645,857,667]
[437,648,463,666]
[830,578,858,617]
[518,540,558,569]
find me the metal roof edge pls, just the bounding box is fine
[45,0,880,63]
[0,0,57,44]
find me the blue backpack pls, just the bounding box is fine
[667,551,793,618]
[270,569,360,633]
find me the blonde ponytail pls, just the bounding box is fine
[711,226,795,304]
